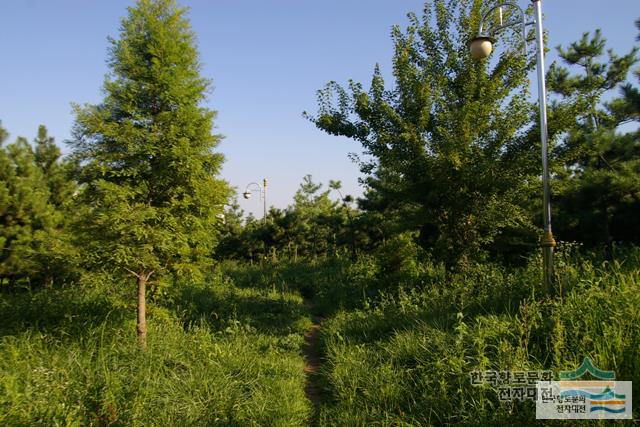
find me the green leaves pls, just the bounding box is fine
[308,0,537,265]
[0,124,76,286]
[70,0,229,282]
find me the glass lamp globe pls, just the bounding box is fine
[469,36,494,59]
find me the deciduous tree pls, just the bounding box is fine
[307,0,539,266]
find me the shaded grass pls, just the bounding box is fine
[0,270,312,426]
[313,251,640,426]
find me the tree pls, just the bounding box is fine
[34,125,75,208]
[547,27,639,253]
[608,18,640,123]
[0,124,70,286]
[291,175,341,258]
[328,180,358,259]
[70,0,229,347]
[215,200,247,260]
[217,175,360,262]
[30,126,80,285]
[306,0,539,266]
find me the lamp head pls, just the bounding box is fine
[469,36,494,59]
[243,191,252,200]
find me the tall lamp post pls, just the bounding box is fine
[469,0,556,294]
[243,178,268,222]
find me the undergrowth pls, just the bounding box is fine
[2,246,638,425]
[0,270,311,426]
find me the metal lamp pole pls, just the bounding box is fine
[469,0,556,294]
[263,178,268,223]
[243,179,268,222]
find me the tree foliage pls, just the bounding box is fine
[217,175,358,262]
[0,124,76,286]
[69,0,229,344]
[548,27,639,252]
[306,0,541,265]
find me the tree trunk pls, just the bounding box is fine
[137,274,147,349]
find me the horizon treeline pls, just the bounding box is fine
[2,7,639,281]
[1,1,639,344]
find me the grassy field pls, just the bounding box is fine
[311,249,640,425]
[0,269,311,426]
[1,248,639,425]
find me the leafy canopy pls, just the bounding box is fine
[307,0,540,264]
[0,124,75,285]
[70,0,229,280]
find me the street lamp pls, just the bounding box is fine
[243,178,268,222]
[469,1,556,294]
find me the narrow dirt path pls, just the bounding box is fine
[303,298,324,426]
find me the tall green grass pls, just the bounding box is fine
[0,270,312,426]
[311,248,640,425]
[2,248,638,425]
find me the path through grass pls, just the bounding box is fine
[302,298,324,426]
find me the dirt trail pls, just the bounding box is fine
[303,298,324,426]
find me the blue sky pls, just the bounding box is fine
[1,0,638,217]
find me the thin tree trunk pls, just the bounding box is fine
[137,274,147,349]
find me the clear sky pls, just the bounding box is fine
[1,0,638,217]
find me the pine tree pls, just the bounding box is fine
[292,175,340,258]
[215,199,247,260]
[608,18,640,124]
[0,128,59,286]
[30,125,79,286]
[547,28,639,253]
[33,125,74,208]
[70,0,229,346]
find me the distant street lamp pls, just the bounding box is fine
[243,178,268,222]
[469,1,556,294]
